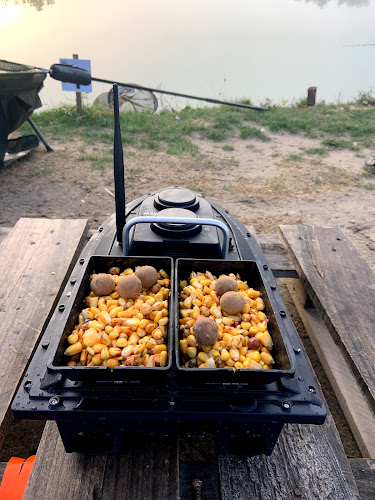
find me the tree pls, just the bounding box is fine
[1,0,55,11]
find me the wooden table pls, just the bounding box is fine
[0,219,374,500]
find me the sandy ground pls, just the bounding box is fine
[0,126,374,460]
[1,126,375,269]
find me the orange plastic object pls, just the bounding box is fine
[0,455,36,500]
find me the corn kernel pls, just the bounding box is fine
[256,331,273,350]
[229,348,240,361]
[107,358,120,369]
[98,311,112,325]
[160,351,168,367]
[101,347,110,360]
[92,343,105,353]
[261,352,275,365]
[83,328,100,347]
[247,350,261,363]
[86,346,95,356]
[109,347,122,357]
[206,357,216,368]
[80,349,88,365]
[129,332,140,345]
[187,346,197,358]
[180,339,188,355]
[159,317,169,326]
[116,338,128,348]
[92,353,102,365]
[67,333,78,344]
[124,318,140,328]
[64,342,83,356]
[198,352,208,362]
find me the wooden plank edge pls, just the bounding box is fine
[279,225,375,414]
[285,278,375,458]
[0,219,89,450]
[246,227,298,278]
[0,227,13,246]
[349,458,375,500]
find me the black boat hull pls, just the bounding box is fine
[12,189,326,456]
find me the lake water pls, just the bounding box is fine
[1,0,375,109]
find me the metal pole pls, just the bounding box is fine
[27,118,54,152]
[90,77,268,111]
[73,54,82,115]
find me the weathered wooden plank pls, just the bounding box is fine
[256,233,298,277]
[285,278,375,458]
[23,421,179,500]
[23,422,107,500]
[279,226,375,413]
[246,227,298,277]
[179,435,220,500]
[0,461,6,484]
[219,413,359,500]
[0,218,88,449]
[103,436,179,500]
[349,458,375,500]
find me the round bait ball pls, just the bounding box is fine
[117,274,142,299]
[90,274,115,296]
[215,276,238,296]
[193,317,219,346]
[220,291,245,315]
[135,265,159,289]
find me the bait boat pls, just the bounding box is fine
[11,83,326,456]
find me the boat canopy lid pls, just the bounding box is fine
[154,188,199,212]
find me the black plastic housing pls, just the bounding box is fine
[47,255,173,382]
[128,193,223,258]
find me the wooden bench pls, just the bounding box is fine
[0,219,374,499]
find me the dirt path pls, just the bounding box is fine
[1,127,374,269]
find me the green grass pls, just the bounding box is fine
[227,156,240,166]
[205,128,228,141]
[27,168,52,178]
[239,126,270,141]
[304,147,329,156]
[321,138,360,151]
[311,176,323,185]
[222,144,234,151]
[285,153,303,162]
[354,182,374,190]
[128,167,144,177]
[23,100,375,157]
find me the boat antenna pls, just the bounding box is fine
[113,83,126,244]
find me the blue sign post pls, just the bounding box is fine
[59,55,92,115]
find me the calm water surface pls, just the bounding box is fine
[1,0,374,108]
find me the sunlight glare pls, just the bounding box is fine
[0,2,21,27]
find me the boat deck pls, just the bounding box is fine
[0,218,374,500]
